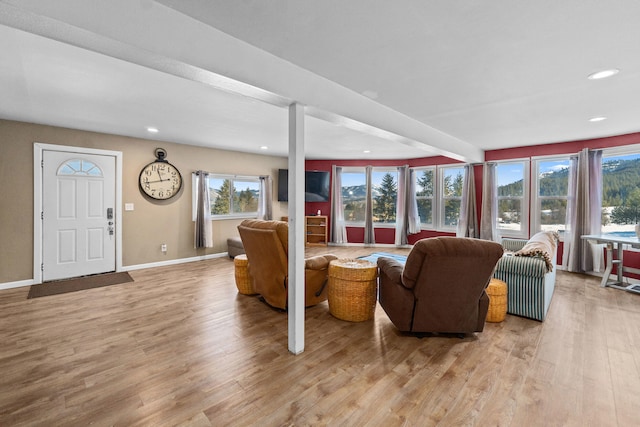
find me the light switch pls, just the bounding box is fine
[125,203,134,211]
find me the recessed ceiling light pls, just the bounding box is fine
[363,150,371,153]
[146,127,159,133]
[260,146,268,150]
[587,69,619,80]
[589,116,607,122]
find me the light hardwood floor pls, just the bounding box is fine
[1,245,640,426]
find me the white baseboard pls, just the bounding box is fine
[0,252,230,290]
[122,252,229,272]
[0,279,35,291]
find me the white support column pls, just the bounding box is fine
[288,102,306,354]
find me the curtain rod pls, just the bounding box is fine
[192,171,270,180]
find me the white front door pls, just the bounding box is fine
[42,150,116,281]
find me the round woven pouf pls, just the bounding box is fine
[328,259,378,322]
[486,278,508,323]
[234,254,256,295]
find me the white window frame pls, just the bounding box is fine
[191,173,261,221]
[600,144,640,236]
[531,155,571,236]
[495,159,530,239]
[413,166,436,230]
[437,164,466,231]
[341,167,367,227]
[340,166,400,228]
[371,167,399,228]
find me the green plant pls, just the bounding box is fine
[610,188,640,224]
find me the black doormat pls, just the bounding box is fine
[27,272,134,299]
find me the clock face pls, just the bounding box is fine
[139,161,183,200]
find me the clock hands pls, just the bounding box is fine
[157,170,164,182]
[145,177,178,185]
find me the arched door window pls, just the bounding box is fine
[57,159,103,177]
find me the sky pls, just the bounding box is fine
[497,160,571,186]
[497,153,640,186]
[340,171,382,187]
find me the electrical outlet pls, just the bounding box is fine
[161,244,167,252]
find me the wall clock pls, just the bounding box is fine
[139,148,183,200]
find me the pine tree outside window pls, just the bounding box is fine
[340,167,399,226]
[601,151,640,234]
[532,157,571,233]
[414,167,434,228]
[211,178,232,215]
[439,166,465,230]
[341,169,367,223]
[232,179,260,214]
[192,173,261,220]
[496,161,529,239]
[372,169,398,225]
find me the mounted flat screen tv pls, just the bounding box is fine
[277,169,330,202]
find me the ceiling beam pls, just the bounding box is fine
[0,0,484,162]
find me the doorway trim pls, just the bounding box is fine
[33,143,123,284]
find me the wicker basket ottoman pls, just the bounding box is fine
[234,254,256,295]
[486,278,508,323]
[328,259,378,322]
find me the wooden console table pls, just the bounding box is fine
[581,234,640,290]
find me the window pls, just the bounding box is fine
[414,167,434,228]
[601,151,640,234]
[341,169,366,223]
[57,159,102,176]
[496,161,529,238]
[412,165,466,231]
[193,173,261,220]
[439,165,465,230]
[340,164,466,232]
[340,168,399,226]
[532,157,570,233]
[372,169,398,225]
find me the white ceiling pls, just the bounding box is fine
[1,0,639,161]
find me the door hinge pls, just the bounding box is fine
[41,159,44,168]
[41,211,44,220]
[41,263,44,272]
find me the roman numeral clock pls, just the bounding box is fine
[139,148,183,200]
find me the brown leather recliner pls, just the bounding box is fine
[378,237,503,334]
[237,219,337,310]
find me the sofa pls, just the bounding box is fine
[493,231,558,321]
[377,237,503,334]
[226,236,245,258]
[237,219,337,310]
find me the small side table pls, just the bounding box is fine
[234,254,256,295]
[486,278,508,323]
[328,259,378,322]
